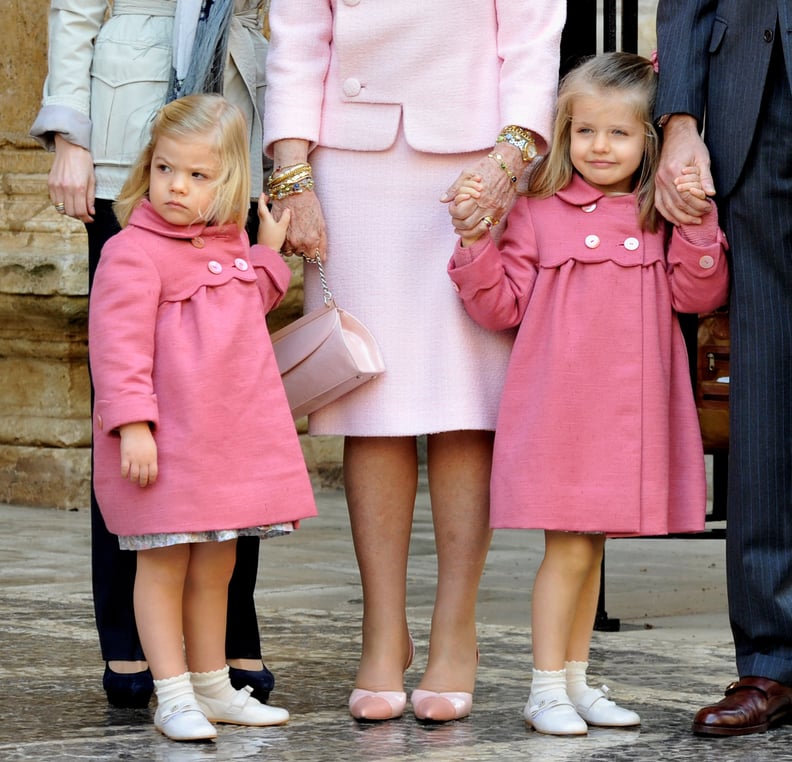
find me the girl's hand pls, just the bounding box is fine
[257,193,292,251]
[49,134,96,222]
[674,166,709,204]
[119,422,158,487]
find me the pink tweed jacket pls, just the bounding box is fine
[263,0,566,155]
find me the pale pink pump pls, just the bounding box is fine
[348,636,415,721]
[411,649,480,723]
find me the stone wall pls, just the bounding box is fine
[0,1,92,508]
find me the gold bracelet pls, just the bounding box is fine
[268,162,312,185]
[487,152,517,184]
[268,176,315,200]
[267,163,315,199]
[496,125,537,162]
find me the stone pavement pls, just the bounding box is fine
[2,469,792,761]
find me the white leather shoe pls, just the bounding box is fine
[196,685,289,726]
[574,685,641,727]
[524,689,588,735]
[154,699,217,741]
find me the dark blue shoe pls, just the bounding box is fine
[102,663,154,708]
[228,664,275,704]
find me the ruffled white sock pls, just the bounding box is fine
[565,660,591,703]
[530,668,567,701]
[191,665,238,703]
[154,671,197,707]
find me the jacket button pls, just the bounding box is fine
[97,414,103,430]
[581,203,597,213]
[191,237,204,248]
[585,234,600,249]
[234,258,249,271]
[699,254,715,269]
[208,260,223,274]
[343,0,361,5]
[624,237,640,251]
[342,78,362,97]
[764,28,774,43]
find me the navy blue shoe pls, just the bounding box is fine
[102,663,154,708]
[228,664,275,704]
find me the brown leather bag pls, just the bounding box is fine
[695,310,730,450]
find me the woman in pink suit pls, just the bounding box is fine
[263,0,565,723]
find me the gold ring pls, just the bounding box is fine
[54,202,66,214]
[481,215,499,229]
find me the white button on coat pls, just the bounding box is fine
[581,203,597,213]
[234,258,249,271]
[624,237,640,251]
[699,255,715,269]
[585,234,600,249]
[208,260,223,274]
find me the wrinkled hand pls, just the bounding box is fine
[271,191,328,261]
[257,193,292,251]
[49,134,96,223]
[119,422,158,488]
[442,151,519,233]
[451,178,494,247]
[655,115,714,225]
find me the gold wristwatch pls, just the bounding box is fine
[496,125,537,162]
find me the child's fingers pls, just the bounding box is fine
[277,207,292,229]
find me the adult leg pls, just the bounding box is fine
[86,201,153,705]
[224,204,271,697]
[692,42,792,737]
[418,430,493,693]
[723,51,792,684]
[344,435,416,692]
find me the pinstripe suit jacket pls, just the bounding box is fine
[655,0,792,198]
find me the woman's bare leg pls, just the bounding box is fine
[345,435,417,691]
[418,430,494,693]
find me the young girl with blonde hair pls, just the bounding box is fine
[89,93,317,742]
[448,52,729,735]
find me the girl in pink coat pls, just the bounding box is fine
[448,53,729,736]
[89,94,317,742]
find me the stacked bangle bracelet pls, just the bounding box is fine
[267,162,315,200]
[487,152,518,184]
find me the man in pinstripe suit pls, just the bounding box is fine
[654,0,792,738]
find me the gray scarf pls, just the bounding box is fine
[167,0,235,102]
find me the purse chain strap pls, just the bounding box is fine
[302,255,335,307]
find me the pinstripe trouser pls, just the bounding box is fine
[720,39,792,684]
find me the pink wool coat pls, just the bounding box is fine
[448,174,729,536]
[89,201,317,536]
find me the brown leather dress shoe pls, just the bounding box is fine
[692,677,792,736]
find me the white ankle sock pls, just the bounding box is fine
[530,668,567,700]
[154,672,196,707]
[191,665,239,702]
[565,660,591,703]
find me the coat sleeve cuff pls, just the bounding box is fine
[29,104,92,152]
